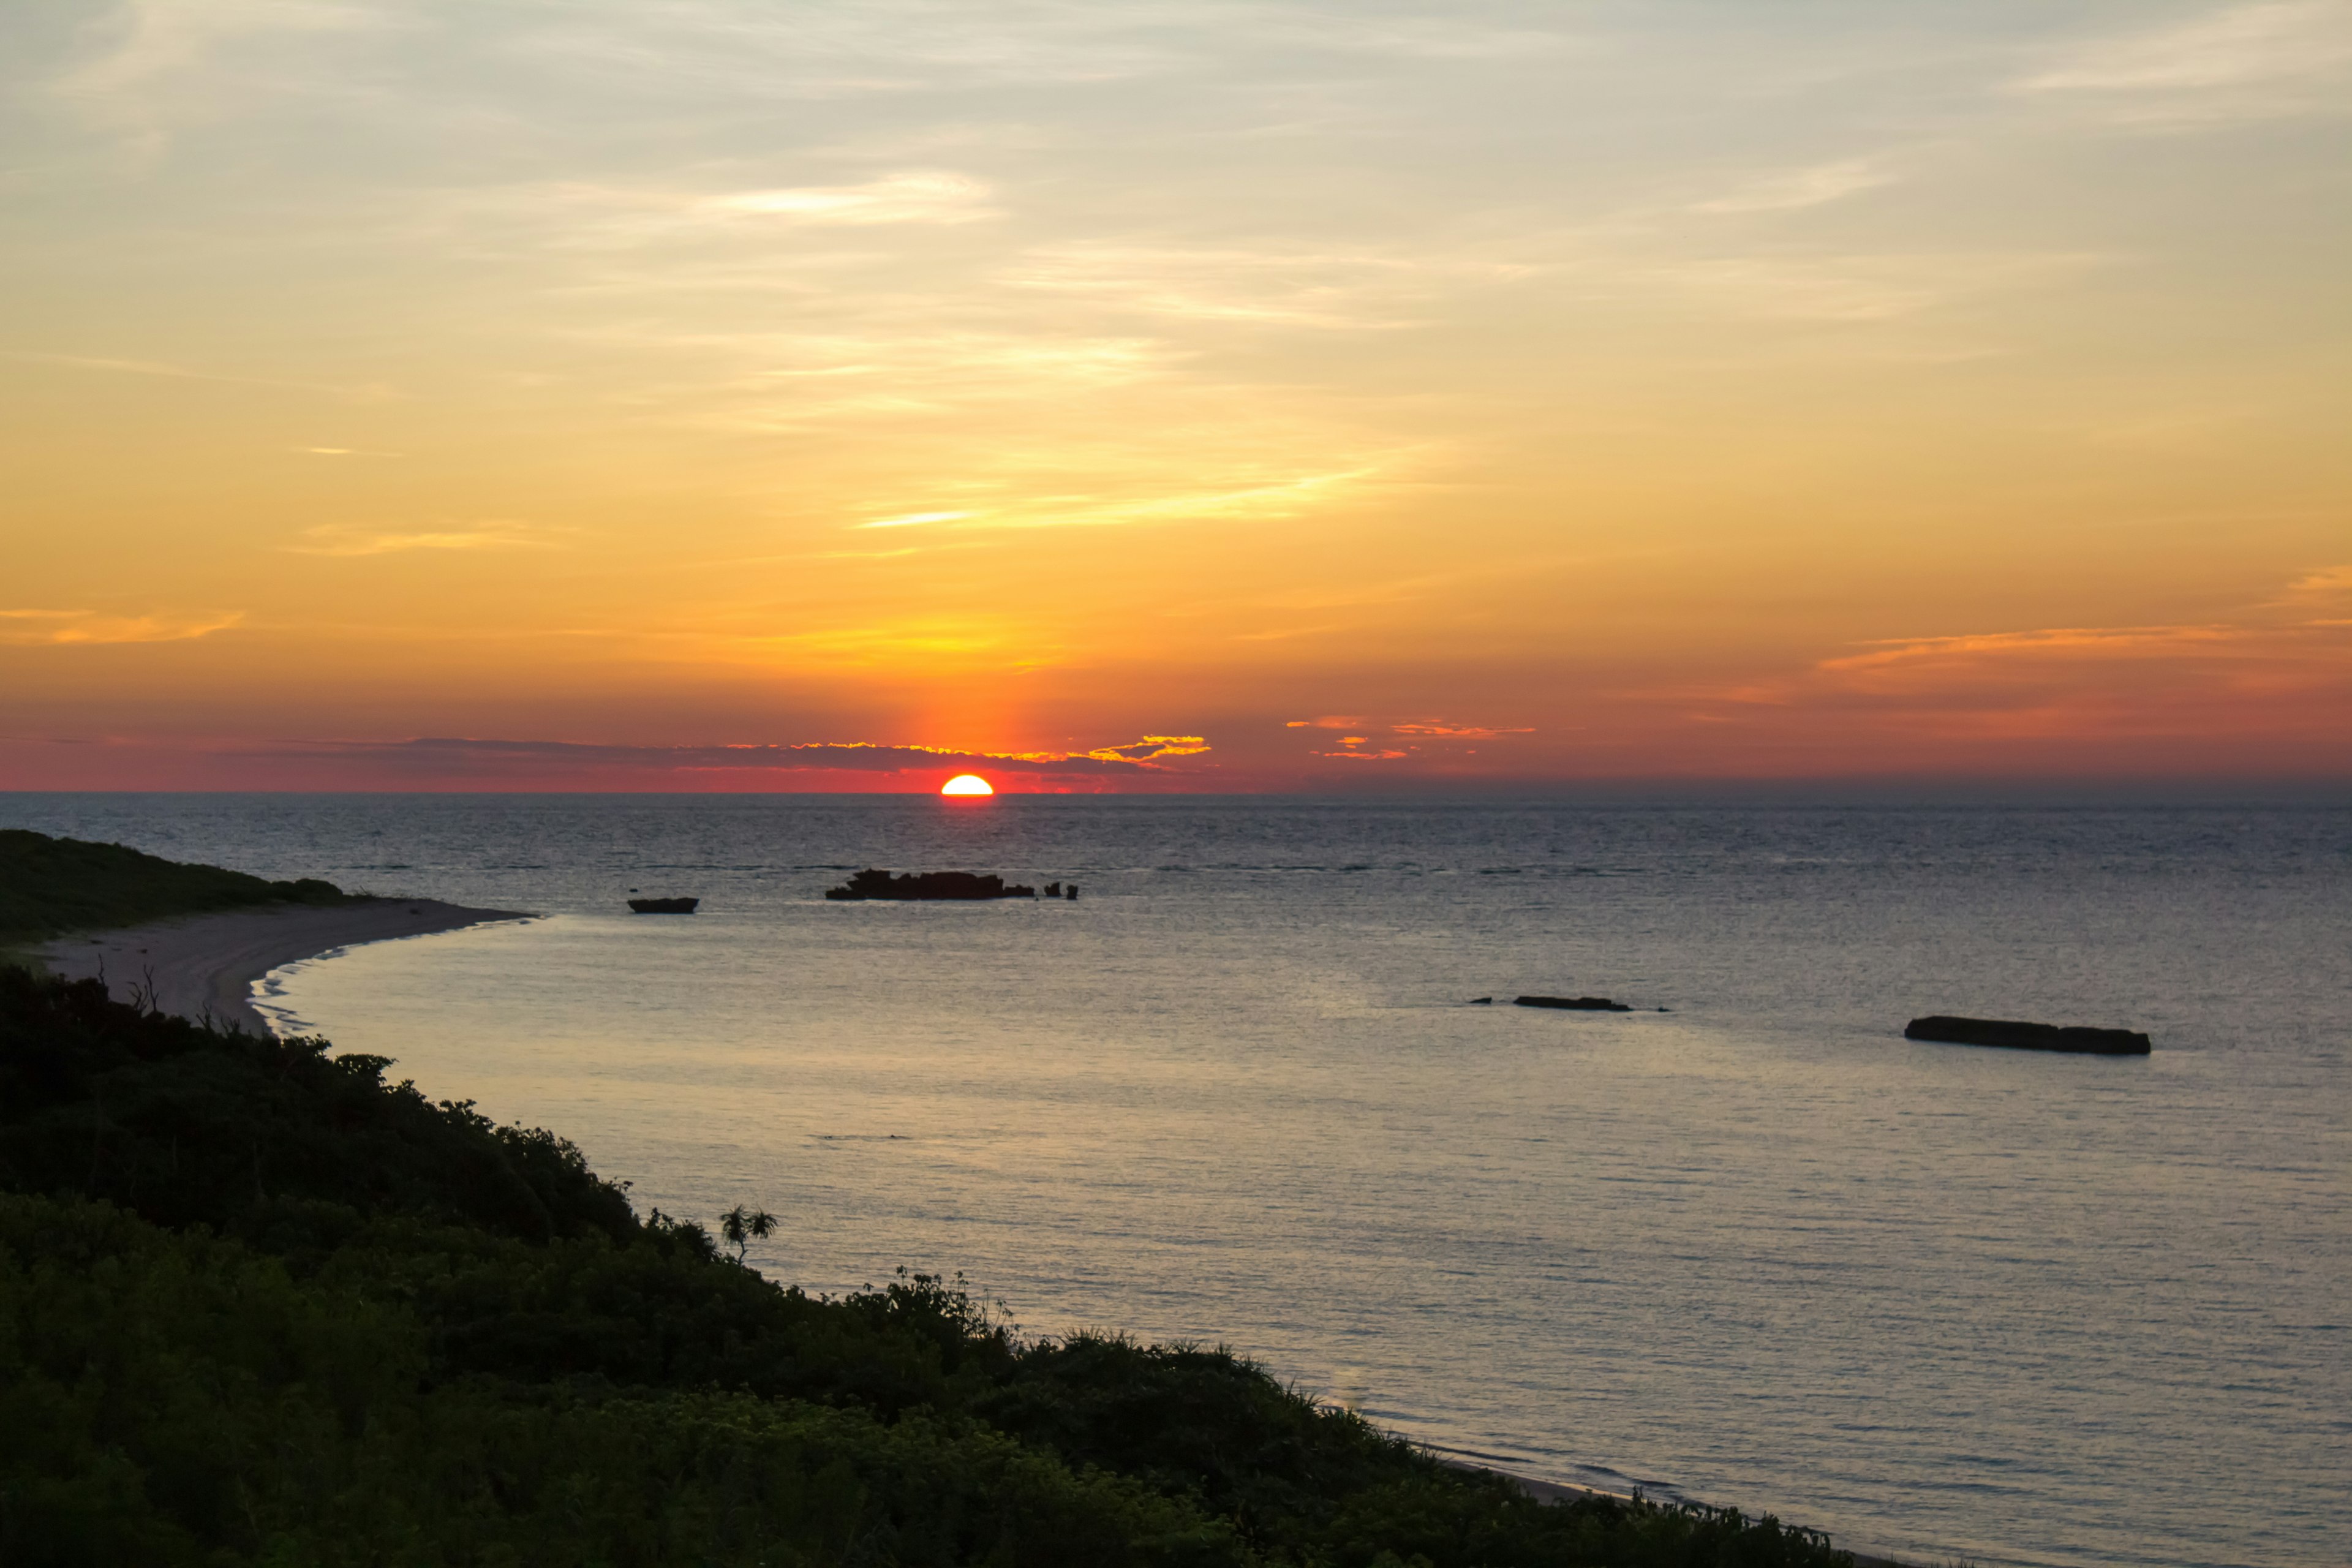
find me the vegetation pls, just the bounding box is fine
[0,961,1862,1566]
[0,829,352,954]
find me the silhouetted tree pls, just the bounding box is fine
[720,1202,776,1262]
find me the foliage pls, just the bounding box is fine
[0,1194,1246,1567]
[723,1202,778,1261]
[0,967,634,1245]
[0,970,1860,1567]
[0,828,352,951]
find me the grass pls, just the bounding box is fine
[0,828,353,957]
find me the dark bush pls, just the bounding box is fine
[0,828,352,949]
[0,970,1858,1567]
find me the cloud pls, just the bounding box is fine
[957,464,1393,532]
[1657,251,2104,323]
[8,350,203,379]
[857,511,970,529]
[2274,564,2352,606]
[1818,625,2236,676]
[2015,1,2352,121]
[470,173,996,252]
[1649,602,2352,746]
[53,0,389,102]
[287,522,558,556]
[1080,735,1211,761]
[255,734,1213,777]
[6,350,382,398]
[0,608,243,645]
[1692,158,1896,215]
[1391,722,1535,739]
[1003,243,1518,331]
[1287,717,1533,757]
[696,172,995,227]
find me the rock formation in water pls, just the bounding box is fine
[1903,1016,2150,1055]
[823,869,1037,901]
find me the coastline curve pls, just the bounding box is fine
[32,897,532,1036]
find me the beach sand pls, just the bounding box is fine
[32,898,532,1036]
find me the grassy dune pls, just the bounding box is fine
[0,828,351,956]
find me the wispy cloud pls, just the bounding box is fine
[54,0,390,102]
[5,350,382,398]
[2015,1,2352,121]
[1659,586,2352,743]
[1693,157,1896,215]
[0,608,244,645]
[1080,735,1210,761]
[2272,564,2352,607]
[1657,250,2104,323]
[1391,721,1534,739]
[254,733,1212,777]
[286,521,560,557]
[980,464,1393,530]
[1005,243,1521,330]
[446,172,998,253]
[1819,625,2237,676]
[697,172,995,226]
[857,510,971,529]
[1286,717,1534,757]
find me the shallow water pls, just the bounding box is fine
[7,794,2348,1567]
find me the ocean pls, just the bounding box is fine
[7,793,2346,1568]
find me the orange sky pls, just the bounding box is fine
[4,2,2348,790]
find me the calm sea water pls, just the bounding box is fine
[7,793,2347,1568]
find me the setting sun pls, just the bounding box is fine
[940,774,993,797]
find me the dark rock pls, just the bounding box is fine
[627,897,699,913]
[824,869,1036,902]
[1513,995,1632,1012]
[1903,1015,2150,1055]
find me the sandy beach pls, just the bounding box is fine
[33,898,532,1036]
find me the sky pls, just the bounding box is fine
[2,0,2348,791]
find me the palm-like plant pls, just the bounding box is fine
[718,1203,777,1262]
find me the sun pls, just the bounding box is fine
[941,774,994,797]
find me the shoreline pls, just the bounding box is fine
[32,897,533,1035]
[17,891,1921,1566]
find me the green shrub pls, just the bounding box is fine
[0,829,352,949]
[0,969,1858,1567]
